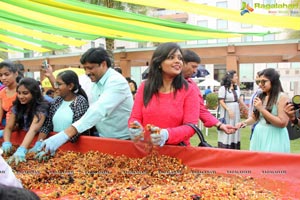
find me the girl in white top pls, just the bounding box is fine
[0,149,22,188]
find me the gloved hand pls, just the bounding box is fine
[35,131,69,160]
[1,141,12,155]
[34,151,50,162]
[7,146,27,165]
[28,141,42,153]
[129,121,144,141]
[150,127,169,147]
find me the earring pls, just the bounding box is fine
[159,65,161,69]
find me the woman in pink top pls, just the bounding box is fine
[0,61,18,128]
[128,42,200,146]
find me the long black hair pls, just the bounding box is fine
[254,68,283,121]
[221,70,237,91]
[57,70,88,101]
[143,42,188,106]
[13,78,49,130]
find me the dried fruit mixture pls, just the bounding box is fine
[8,150,282,199]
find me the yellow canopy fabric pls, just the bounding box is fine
[0,0,274,54]
[0,48,12,53]
[1,22,87,47]
[0,0,241,42]
[42,67,85,87]
[116,0,300,30]
[0,34,51,52]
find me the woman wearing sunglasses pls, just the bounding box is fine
[236,68,290,153]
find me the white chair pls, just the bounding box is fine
[204,107,219,136]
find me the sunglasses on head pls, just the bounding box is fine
[256,79,269,86]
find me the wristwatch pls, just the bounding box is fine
[216,123,223,130]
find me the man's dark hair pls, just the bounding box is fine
[80,47,112,67]
[46,89,54,95]
[0,184,40,200]
[14,63,25,83]
[182,49,201,64]
[114,67,122,74]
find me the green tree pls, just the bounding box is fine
[205,93,218,110]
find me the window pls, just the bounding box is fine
[240,64,254,91]
[197,20,208,44]
[266,63,277,68]
[263,34,275,41]
[240,64,254,80]
[197,20,208,29]
[216,1,228,29]
[42,52,52,57]
[241,36,253,42]
[217,38,228,44]
[216,1,228,8]
[24,51,33,58]
[138,42,147,48]
[291,62,300,68]
[241,23,252,28]
[214,64,226,81]
[217,19,228,30]
[216,2,228,43]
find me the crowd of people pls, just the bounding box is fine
[0,43,299,194]
[0,44,298,154]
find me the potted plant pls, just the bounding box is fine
[205,93,218,110]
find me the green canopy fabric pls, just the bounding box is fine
[116,0,300,30]
[0,0,271,53]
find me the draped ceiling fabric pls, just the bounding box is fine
[116,0,300,30]
[0,0,274,53]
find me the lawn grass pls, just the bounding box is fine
[190,125,300,153]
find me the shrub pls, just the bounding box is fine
[205,93,218,110]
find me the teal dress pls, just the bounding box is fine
[250,94,290,153]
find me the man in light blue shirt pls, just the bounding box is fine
[36,47,133,157]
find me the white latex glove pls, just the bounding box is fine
[129,121,144,141]
[37,131,69,156]
[150,128,169,146]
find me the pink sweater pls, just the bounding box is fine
[188,79,219,127]
[129,80,200,146]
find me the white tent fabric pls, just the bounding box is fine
[198,78,221,87]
